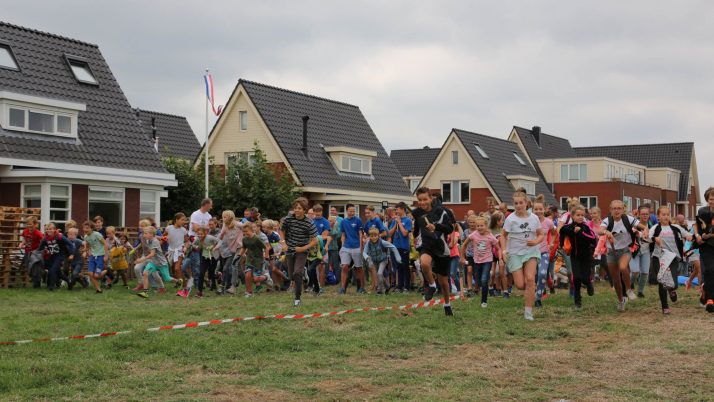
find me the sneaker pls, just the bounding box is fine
[627,289,637,301]
[503,291,510,299]
[132,284,144,292]
[95,288,103,294]
[226,286,236,295]
[357,288,367,294]
[444,305,453,316]
[662,308,671,315]
[338,287,346,295]
[176,290,183,297]
[294,299,301,307]
[488,288,495,297]
[423,285,437,301]
[181,289,189,298]
[637,292,645,298]
[706,300,714,313]
[524,311,534,321]
[244,292,254,298]
[137,291,149,298]
[175,278,184,289]
[668,290,678,303]
[700,299,706,308]
[81,277,89,288]
[541,293,550,301]
[535,300,542,308]
[481,302,488,308]
[384,287,390,295]
[586,283,594,296]
[617,301,625,312]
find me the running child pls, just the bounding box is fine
[460,215,499,308]
[559,204,597,309]
[135,226,181,298]
[279,197,318,306]
[240,223,269,297]
[363,226,401,295]
[694,187,714,313]
[191,226,218,298]
[217,210,243,295]
[389,202,413,293]
[306,231,326,295]
[533,195,556,307]
[339,204,365,294]
[82,220,109,293]
[166,212,188,280]
[107,226,129,288]
[489,212,507,297]
[66,228,87,290]
[37,222,74,291]
[19,216,44,288]
[500,191,544,321]
[262,220,287,290]
[630,204,654,297]
[651,206,691,314]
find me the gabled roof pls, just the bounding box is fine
[453,128,556,205]
[574,143,694,201]
[0,21,167,174]
[512,126,576,185]
[390,147,441,177]
[219,79,411,196]
[135,109,200,161]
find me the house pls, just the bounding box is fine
[0,22,176,228]
[418,128,555,218]
[390,146,441,193]
[199,79,412,217]
[509,126,700,217]
[134,108,201,162]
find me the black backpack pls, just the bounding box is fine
[651,224,685,257]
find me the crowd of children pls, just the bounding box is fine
[17,186,714,320]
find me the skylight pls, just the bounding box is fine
[66,57,98,84]
[474,144,488,159]
[0,44,19,71]
[513,152,527,166]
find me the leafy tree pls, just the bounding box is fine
[160,156,205,222]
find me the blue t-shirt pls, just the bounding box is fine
[340,216,363,249]
[313,217,331,236]
[390,217,412,250]
[364,217,386,235]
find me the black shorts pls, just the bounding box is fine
[420,250,451,276]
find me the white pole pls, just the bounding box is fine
[204,68,210,199]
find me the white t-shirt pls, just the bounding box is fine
[165,225,187,250]
[503,212,541,256]
[601,216,639,250]
[189,209,212,237]
[652,224,686,258]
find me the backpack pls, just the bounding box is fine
[652,224,685,257]
[109,246,128,270]
[326,269,337,285]
[606,215,638,255]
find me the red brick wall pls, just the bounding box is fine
[0,182,20,206]
[125,188,140,225]
[429,188,496,219]
[71,184,88,222]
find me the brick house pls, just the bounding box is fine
[0,22,176,228]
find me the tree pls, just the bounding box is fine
[212,143,299,220]
[160,156,205,222]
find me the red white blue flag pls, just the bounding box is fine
[204,74,223,116]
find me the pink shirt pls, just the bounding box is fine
[468,231,499,264]
[539,217,555,253]
[449,232,461,258]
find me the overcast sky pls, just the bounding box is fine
[5,1,713,198]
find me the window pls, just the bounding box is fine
[66,57,98,85]
[654,200,660,211]
[140,190,158,222]
[452,150,458,164]
[340,155,371,174]
[441,181,469,204]
[520,181,536,196]
[623,196,633,212]
[560,197,569,211]
[560,163,587,181]
[578,196,598,209]
[635,198,641,209]
[330,204,359,219]
[409,179,420,193]
[88,187,124,226]
[226,151,256,166]
[473,144,489,159]
[3,104,77,138]
[513,152,527,166]
[666,172,672,190]
[49,185,71,225]
[0,43,19,71]
[22,184,42,209]
[239,111,248,131]
[643,198,651,207]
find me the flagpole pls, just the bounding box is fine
[204,68,210,199]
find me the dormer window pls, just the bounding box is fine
[0,90,85,139]
[66,56,98,85]
[324,146,376,175]
[0,43,20,71]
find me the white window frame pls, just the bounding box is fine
[513,152,527,166]
[331,204,360,219]
[49,184,71,226]
[88,186,125,227]
[340,154,371,174]
[0,42,20,71]
[409,178,421,193]
[643,198,652,207]
[635,198,641,209]
[2,102,78,138]
[21,183,72,228]
[452,150,458,164]
[560,163,588,182]
[441,180,470,204]
[578,196,598,209]
[473,143,489,159]
[239,110,248,131]
[140,190,160,223]
[623,196,633,212]
[560,197,569,211]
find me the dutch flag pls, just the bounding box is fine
[204,73,223,116]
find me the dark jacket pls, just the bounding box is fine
[560,221,597,259]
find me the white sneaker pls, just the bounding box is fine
[226,286,236,295]
[244,292,253,298]
[294,299,301,307]
[481,302,488,308]
[617,301,625,312]
[524,311,534,321]
[627,289,637,301]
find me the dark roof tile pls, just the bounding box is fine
[390,147,441,177]
[134,109,201,161]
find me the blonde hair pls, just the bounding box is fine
[25,216,38,225]
[139,219,151,228]
[142,226,157,235]
[368,226,380,235]
[469,215,488,226]
[65,219,77,230]
[513,191,528,201]
[106,226,116,234]
[657,205,671,216]
[222,210,235,227]
[533,194,546,207]
[67,227,79,236]
[590,206,601,215]
[261,219,275,230]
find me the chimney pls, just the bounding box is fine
[302,115,310,156]
[152,117,158,152]
[532,126,541,146]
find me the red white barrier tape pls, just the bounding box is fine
[1,295,461,346]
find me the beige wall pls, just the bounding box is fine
[645,168,680,192]
[207,88,283,165]
[421,134,488,190]
[538,158,645,183]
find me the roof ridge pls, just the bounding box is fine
[391,147,441,152]
[0,20,98,48]
[453,128,516,145]
[574,142,693,149]
[239,79,360,109]
[133,108,189,121]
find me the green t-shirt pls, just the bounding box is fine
[242,235,265,269]
[85,231,106,256]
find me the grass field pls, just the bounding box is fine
[1,281,713,402]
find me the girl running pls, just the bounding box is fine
[559,204,597,309]
[489,212,506,297]
[217,210,243,295]
[630,205,653,298]
[533,195,556,307]
[500,191,544,321]
[461,215,499,308]
[651,206,691,314]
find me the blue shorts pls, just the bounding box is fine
[88,255,105,274]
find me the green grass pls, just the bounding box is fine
[1,282,713,401]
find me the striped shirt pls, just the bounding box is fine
[282,215,318,248]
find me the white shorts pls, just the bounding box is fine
[339,248,363,268]
[167,248,184,264]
